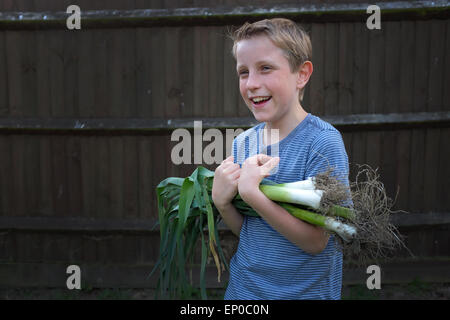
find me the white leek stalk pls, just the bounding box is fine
[276,177,316,190]
[259,185,323,209]
[260,178,355,221]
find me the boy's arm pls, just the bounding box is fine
[212,156,244,237]
[240,188,329,255]
[215,203,243,238]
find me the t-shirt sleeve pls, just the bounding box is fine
[305,129,350,185]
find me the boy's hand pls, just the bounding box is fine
[238,154,280,202]
[212,156,241,210]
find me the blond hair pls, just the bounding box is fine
[230,18,312,101]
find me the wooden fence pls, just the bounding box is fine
[0,0,449,289]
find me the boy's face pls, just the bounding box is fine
[235,35,302,125]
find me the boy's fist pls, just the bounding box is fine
[238,154,280,201]
[211,156,241,210]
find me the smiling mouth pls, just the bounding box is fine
[250,96,272,105]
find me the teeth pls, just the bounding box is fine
[252,97,270,103]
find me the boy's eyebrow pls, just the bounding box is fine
[256,60,275,66]
[236,60,276,72]
[236,65,245,73]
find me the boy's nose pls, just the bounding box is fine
[246,73,261,91]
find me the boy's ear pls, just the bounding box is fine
[296,61,313,90]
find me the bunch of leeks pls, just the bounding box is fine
[151,166,358,299]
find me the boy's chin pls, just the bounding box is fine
[252,113,272,123]
[247,105,276,123]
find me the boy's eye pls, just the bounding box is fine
[262,66,271,71]
[238,70,248,77]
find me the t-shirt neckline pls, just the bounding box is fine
[257,113,311,150]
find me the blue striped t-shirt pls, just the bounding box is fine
[224,113,349,300]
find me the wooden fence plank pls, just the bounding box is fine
[11,136,26,216]
[15,232,29,262]
[43,233,70,262]
[149,27,165,118]
[32,0,67,11]
[109,136,124,219]
[82,235,97,264]
[427,20,445,112]
[423,128,441,212]
[399,20,415,113]
[324,23,339,116]
[350,131,366,180]
[341,132,352,165]
[93,30,110,118]
[438,128,450,211]
[395,130,411,211]
[24,136,40,217]
[352,22,368,115]
[63,30,79,117]
[109,29,123,118]
[135,28,153,118]
[302,23,312,107]
[0,231,13,262]
[365,131,381,171]
[51,136,68,218]
[193,26,208,117]
[367,27,384,114]
[409,129,426,213]
[39,137,54,216]
[206,25,217,117]
[384,21,400,114]
[310,23,325,116]
[66,137,83,216]
[81,137,95,218]
[443,20,450,111]
[21,31,37,117]
[166,131,179,178]
[433,226,450,256]
[29,233,44,262]
[0,136,13,216]
[380,130,397,201]
[179,26,195,118]
[68,233,84,263]
[138,137,153,219]
[48,30,64,117]
[165,27,182,118]
[5,31,23,116]
[99,234,114,264]
[96,136,110,219]
[223,31,239,117]
[135,0,164,11]
[140,233,159,264]
[413,20,430,113]
[213,26,226,117]
[150,136,163,221]
[77,29,94,117]
[123,136,139,218]
[0,31,7,117]
[338,22,353,116]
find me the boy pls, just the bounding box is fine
[212,18,349,299]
